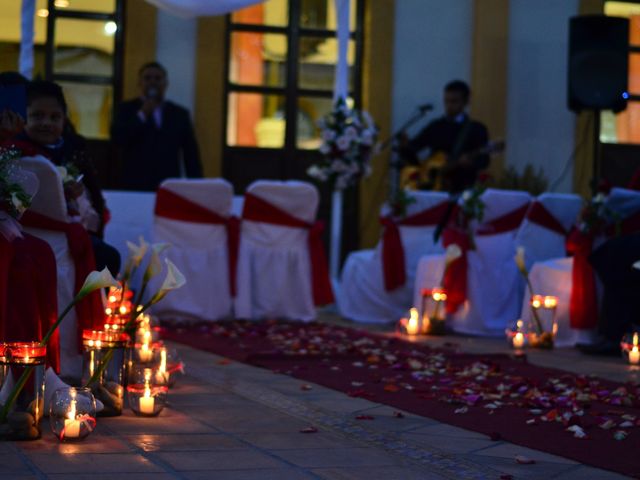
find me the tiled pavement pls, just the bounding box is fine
[2,325,635,479]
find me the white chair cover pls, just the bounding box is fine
[20,156,81,379]
[414,189,532,336]
[151,178,234,321]
[524,187,640,347]
[514,193,582,269]
[103,190,156,269]
[234,180,319,321]
[337,191,449,324]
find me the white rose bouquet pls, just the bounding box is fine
[307,97,379,190]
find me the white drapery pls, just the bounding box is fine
[145,0,265,18]
[329,0,351,288]
[19,0,35,79]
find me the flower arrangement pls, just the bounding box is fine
[307,97,379,190]
[0,146,32,218]
[577,193,619,236]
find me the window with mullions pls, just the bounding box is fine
[44,0,123,140]
[603,1,640,144]
[225,0,362,152]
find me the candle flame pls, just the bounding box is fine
[108,295,117,303]
[543,296,558,308]
[144,368,152,398]
[160,348,167,374]
[634,333,638,347]
[105,307,112,315]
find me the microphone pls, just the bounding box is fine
[418,103,434,113]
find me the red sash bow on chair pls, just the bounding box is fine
[525,201,568,236]
[20,210,104,347]
[380,201,450,291]
[443,202,529,314]
[565,227,598,329]
[242,193,334,306]
[154,187,240,297]
[0,234,60,371]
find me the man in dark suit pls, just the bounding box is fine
[111,62,202,191]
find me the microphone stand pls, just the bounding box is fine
[379,107,431,202]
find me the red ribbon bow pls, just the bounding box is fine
[443,202,529,314]
[380,201,450,291]
[21,211,104,349]
[154,187,240,297]
[242,193,334,306]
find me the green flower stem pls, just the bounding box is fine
[0,294,83,423]
[83,348,115,389]
[0,365,33,424]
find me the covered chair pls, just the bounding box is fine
[413,189,531,336]
[234,180,332,321]
[522,188,640,347]
[337,190,449,323]
[152,178,237,321]
[20,156,104,380]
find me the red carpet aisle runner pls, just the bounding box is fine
[161,321,640,477]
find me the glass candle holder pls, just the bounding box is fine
[526,295,558,349]
[0,342,46,440]
[505,319,528,350]
[419,287,447,335]
[49,387,96,442]
[155,347,184,387]
[621,332,640,365]
[82,330,129,417]
[397,307,424,336]
[127,366,168,417]
[132,340,162,365]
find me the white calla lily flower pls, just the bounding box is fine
[150,259,186,304]
[143,242,171,281]
[514,246,527,275]
[78,268,120,298]
[126,236,149,267]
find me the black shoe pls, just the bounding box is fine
[577,339,621,356]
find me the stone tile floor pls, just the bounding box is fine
[3,321,637,479]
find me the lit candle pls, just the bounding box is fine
[406,308,420,335]
[630,333,640,365]
[139,369,155,414]
[513,332,525,349]
[64,394,81,439]
[139,342,153,363]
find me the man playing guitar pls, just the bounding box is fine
[399,80,492,193]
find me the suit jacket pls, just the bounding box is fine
[111,99,202,191]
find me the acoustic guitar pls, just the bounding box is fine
[400,140,505,191]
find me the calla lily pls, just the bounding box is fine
[10,192,25,214]
[78,268,120,299]
[149,259,186,305]
[633,260,640,270]
[126,236,149,268]
[514,246,527,275]
[143,242,171,282]
[444,244,462,266]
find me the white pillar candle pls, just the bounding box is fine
[64,399,81,438]
[139,391,155,415]
[513,332,525,349]
[406,308,420,335]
